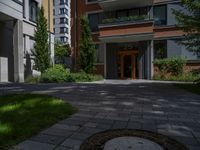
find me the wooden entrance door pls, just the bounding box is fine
[117,51,138,79]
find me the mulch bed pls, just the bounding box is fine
[80,129,188,150]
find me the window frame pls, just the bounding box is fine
[29,0,38,23]
[153,4,167,26]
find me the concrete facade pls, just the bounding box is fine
[53,0,71,45]
[71,0,200,79]
[0,0,24,82]
[0,0,55,82]
[0,57,8,82]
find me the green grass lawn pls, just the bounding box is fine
[175,84,200,95]
[0,94,76,149]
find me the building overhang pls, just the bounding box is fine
[99,21,154,42]
[99,33,154,43]
[98,0,153,11]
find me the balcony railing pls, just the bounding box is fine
[100,15,152,25]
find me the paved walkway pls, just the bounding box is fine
[0,82,200,150]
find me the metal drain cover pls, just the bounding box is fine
[104,136,164,150]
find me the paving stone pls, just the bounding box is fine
[3,82,200,148]
[173,136,200,146]
[15,140,56,150]
[30,134,65,145]
[61,138,82,149]
[58,119,87,127]
[111,121,128,129]
[127,122,141,129]
[70,132,92,140]
[84,122,98,128]
[54,146,72,150]
[41,128,73,137]
[187,145,200,150]
[79,127,104,134]
[51,124,80,131]
[96,123,112,129]
[142,123,157,132]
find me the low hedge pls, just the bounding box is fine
[26,65,103,83]
[40,64,74,83]
[154,57,186,76]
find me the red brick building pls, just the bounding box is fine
[71,0,200,79]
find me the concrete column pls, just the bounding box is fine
[150,40,154,79]
[0,57,8,82]
[147,40,154,79]
[147,40,154,80]
[13,20,24,82]
[104,43,107,78]
[147,42,150,79]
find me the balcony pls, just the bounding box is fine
[101,15,151,26]
[98,15,154,43]
[98,0,153,11]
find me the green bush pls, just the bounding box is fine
[70,71,103,82]
[40,64,74,83]
[153,72,199,82]
[25,75,40,83]
[154,57,186,76]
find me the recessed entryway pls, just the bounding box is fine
[117,51,139,79]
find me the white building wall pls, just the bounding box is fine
[0,0,23,20]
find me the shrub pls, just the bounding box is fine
[154,57,186,76]
[153,72,199,82]
[25,75,40,83]
[40,64,74,83]
[195,78,200,86]
[70,71,103,82]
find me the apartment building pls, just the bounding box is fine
[0,0,54,82]
[71,0,200,79]
[53,0,71,44]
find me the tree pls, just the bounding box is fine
[173,0,200,55]
[79,15,96,73]
[173,0,200,85]
[55,41,70,64]
[32,6,50,73]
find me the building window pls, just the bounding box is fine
[29,0,38,22]
[60,37,67,43]
[60,8,68,15]
[154,40,167,59]
[60,0,68,5]
[88,13,102,32]
[154,5,167,26]
[96,44,104,63]
[60,17,68,24]
[116,7,148,18]
[60,27,68,33]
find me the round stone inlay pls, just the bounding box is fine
[80,129,188,150]
[104,136,164,150]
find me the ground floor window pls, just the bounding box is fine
[154,40,167,59]
[95,44,104,63]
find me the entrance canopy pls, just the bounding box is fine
[99,33,153,43]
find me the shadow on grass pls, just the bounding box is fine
[0,94,76,149]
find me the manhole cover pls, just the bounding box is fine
[104,136,164,150]
[80,129,188,150]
